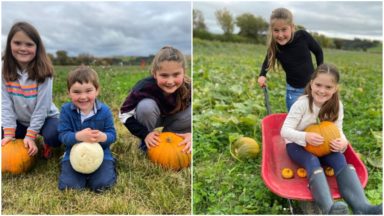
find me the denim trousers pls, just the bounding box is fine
[58,159,116,192]
[286,143,348,178]
[1,117,60,147]
[286,84,305,111]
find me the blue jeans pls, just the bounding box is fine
[1,117,60,147]
[58,160,117,192]
[286,84,305,111]
[286,143,348,178]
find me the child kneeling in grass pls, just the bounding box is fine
[58,65,117,192]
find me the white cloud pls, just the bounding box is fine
[194,1,382,41]
[1,1,192,57]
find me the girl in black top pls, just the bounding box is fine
[119,46,191,152]
[258,8,323,111]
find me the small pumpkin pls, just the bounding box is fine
[297,168,307,178]
[230,137,260,161]
[281,168,294,179]
[2,139,36,174]
[305,120,340,157]
[147,132,191,171]
[325,167,335,177]
[70,142,104,174]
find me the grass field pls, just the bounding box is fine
[193,38,382,214]
[2,65,191,214]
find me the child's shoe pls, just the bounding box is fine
[42,144,53,159]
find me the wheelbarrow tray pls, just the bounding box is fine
[261,113,368,201]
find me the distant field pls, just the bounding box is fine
[193,38,382,214]
[2,65,191,214]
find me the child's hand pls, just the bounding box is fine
[305,132,324,146]
[176,133,191,153]
[1,137,13,146]
[145,131,160,149]
[330,138,348,152]
[76,128,102,143]
[23,138,38,156]
[95,131,107,143]
[257,76,267,87]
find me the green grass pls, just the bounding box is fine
[193,38,382,214]
[2,65,191,214]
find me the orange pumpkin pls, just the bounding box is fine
[147,132,191,171]
[325,167,335,177]
[297,168,307,178]
[2,139,36,174]
[305,121,340,157]
[281,168,294,179]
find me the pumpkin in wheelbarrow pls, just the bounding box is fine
[305,121,340,157]
[147,132,191,171]
[2,139,36,174]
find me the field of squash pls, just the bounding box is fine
[192,38,382,214]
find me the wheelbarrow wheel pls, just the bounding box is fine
[298,201,321,214]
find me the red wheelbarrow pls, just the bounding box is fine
[260,87,368,211]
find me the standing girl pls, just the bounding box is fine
[281,64,382,214]
[2,22,60,158]
[119,46,191,153]
[258,8,323,111]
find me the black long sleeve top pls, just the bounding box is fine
[119,76,191,140]
[259,30,323,88]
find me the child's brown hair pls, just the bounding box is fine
[150,46,191,113]
[67,65,99,91]
[2,21,53,83]
[304,63,340,122]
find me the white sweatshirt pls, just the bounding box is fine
[2,69,59,140]
[280,95,347,146]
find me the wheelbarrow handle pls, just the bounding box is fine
[263,86,272,115]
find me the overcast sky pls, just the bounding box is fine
[194,1,382,41]
[2,1,192,57]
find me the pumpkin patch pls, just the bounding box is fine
[2,139,36,174]
[147,132,191,171]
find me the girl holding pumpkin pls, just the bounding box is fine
[258,8,323,111]
[1,22,60,158]
[119,46,191,153]
[281,64,382,214]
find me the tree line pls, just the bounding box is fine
[193,8,381,52]
[48,50,154,66]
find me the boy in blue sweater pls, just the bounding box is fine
[57,65,116,192]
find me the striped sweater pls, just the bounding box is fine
[2,69,59,140]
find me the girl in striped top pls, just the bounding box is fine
[2,22,60,158]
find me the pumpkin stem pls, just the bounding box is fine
[316,117,321,124]
[166,137,172,143]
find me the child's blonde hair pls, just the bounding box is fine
[304,63,340,122]
[266,8,295,71]
[150,46,191,113]
[2,22,53,83]
[67,65,99,91]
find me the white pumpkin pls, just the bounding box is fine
[70,142,104,174]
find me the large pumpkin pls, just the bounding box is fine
[2,139,36,174]
[147,132,191,171]
[70,142,104,174]
[304,121,340,157]
[230,137,260,161]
